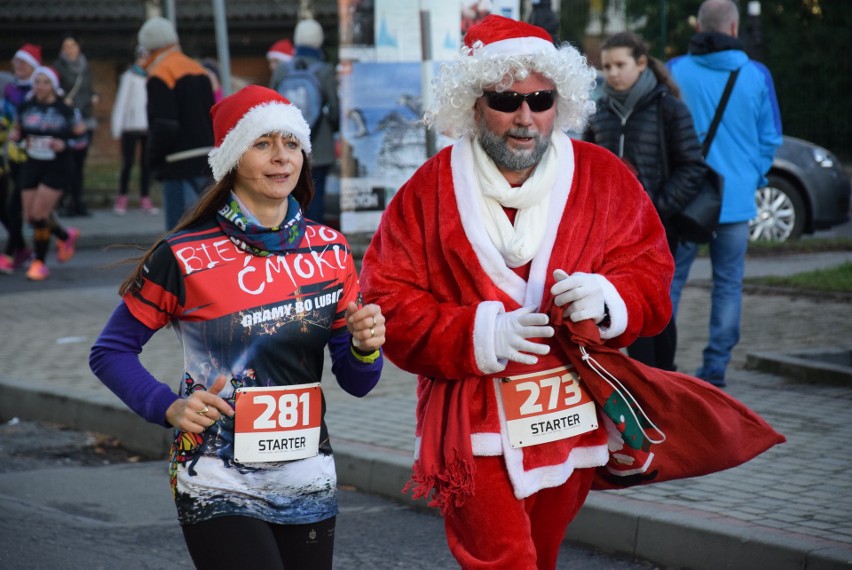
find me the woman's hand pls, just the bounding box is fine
[165,374,234,433]
[49,138,66,152]
[346,301,385,353]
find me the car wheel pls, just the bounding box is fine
[749,176,806,242]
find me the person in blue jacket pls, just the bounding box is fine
[667,0,782,387]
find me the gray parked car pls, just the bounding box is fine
[751,135,851,242]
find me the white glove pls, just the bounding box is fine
[551,270,607,324]
[494,306,554,365]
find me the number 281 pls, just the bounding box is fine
[252,393,311,429]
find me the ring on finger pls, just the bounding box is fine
[198,405,209,416]
[372,316,377,327]
[370,328,375,338]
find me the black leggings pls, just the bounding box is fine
[181,515,335,570]
[1,163,26,256]
[119,131,150,197]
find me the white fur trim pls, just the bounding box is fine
[473,301,507,375]
[32,66,63,96]
[523,133,574,308]
[14,50,40,69]
[208,101,312,182]
[266,51,293,62]
[451,132,575,308]
[477,37,555,57]
[593,274,628,339]
[471,432,503,456]
[453,140,526,303]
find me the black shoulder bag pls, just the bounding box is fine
[659,68,740,243]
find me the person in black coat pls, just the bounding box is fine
[584,31,705,371]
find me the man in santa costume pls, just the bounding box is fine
[361,14,673,569]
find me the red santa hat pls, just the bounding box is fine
[266,39,294,63]
[424,14,595,138]
[207,85,312,182]
[31,66,64,96]
[463,14,555,56]
[13,43,42,69]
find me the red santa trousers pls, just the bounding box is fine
[443,456,595,570]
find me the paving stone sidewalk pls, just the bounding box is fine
[1,208,851,569]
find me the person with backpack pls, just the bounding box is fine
[270,19,339,224]
[136,17,215,231]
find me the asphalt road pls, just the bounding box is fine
[0,245,137,294]
[0,242,660,569]
[0,418,659,570]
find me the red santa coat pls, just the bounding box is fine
[361,133,674,507]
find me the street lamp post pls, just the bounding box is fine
[744,1,764,61]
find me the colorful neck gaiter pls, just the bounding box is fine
[216,192,306,257]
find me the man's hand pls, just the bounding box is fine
[551,270,606,324]
[494,306,554,365]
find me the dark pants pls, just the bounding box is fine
[627,318,678,371]
[1,162,26,256]
[118,131,150,197]
[63,130,92,214]
[627,221,679,371]
[181,515,335,569]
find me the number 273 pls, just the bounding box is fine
[515,374,582,415]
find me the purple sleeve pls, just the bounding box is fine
[328,332,382,398]
[89,301,179,427]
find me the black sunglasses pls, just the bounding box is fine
[482,90,557,113]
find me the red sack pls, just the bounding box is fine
[551,311,786,490]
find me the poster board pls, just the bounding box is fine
[337,0,521,235]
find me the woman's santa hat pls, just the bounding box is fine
[266,39,294,63]
[13,43,42,69]
[207,85,311,182]
[31,66,64,96]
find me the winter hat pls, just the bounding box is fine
[31,66,64,96]
[267,39,295,62]
[423,14,597,138]
[13,43,42,69]
[294,19,324,49]
[137,17,179,52]
[463,14,555,56]
[208,85,312,182]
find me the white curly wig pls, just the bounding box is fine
[424,18,597,139]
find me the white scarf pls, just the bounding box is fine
[471,134,559,267]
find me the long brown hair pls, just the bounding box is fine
[601,31,681,99]
[118,151,315,296]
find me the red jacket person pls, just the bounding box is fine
[360,15,673,569]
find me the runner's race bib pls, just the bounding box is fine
[26,136,56,160]
[233,383,322,463]
[499,365,597,449]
